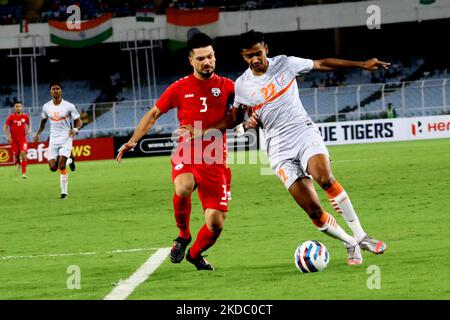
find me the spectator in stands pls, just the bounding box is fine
[386,103,397,119]
[80,109,90,126]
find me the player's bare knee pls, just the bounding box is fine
[307,207,324,221]
[174,176,195,197]
[207,222,224,233]
[316,175,335,190]
[175,186,193,198]
[205,210,226,231]
[49,162,58,171]
[58,157,67,171]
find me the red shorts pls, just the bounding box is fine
[11,137,28,155]
[171,160,230,212]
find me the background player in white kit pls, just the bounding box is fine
[190,30,389,265]
[34,82,82,199]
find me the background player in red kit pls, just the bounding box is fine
[3,101,31,178]
[116,33,234,271]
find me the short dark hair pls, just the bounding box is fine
[13,101,22,106]
[239,30,265,50]
[187,32,213,53]
[49,81,62,90]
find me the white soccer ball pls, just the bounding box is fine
[294,240,330,273]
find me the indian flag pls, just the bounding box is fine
[166,8,219,51]
[19,18,29,33]
[136,9,155,22]
[48,13,113,48]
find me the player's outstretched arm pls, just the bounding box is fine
[313,58,390,71]
[116,106,162,163]
[33,118,48,142]
[180,107,247,139]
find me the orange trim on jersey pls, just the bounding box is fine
[49,115,70,122]
[326,181,344,198]
[251,78,296,112]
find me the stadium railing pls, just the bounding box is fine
[1,77,449,144]
[300,78,450,123]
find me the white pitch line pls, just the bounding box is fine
[104,247,171,300]
[0,248,160,260]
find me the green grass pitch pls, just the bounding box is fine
[1,138,449,300]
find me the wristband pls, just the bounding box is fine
[73,128,78,133]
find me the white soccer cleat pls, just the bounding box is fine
[345,242,363,265]
[358,235,387,255]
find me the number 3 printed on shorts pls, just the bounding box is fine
[221,184,227,201]
[200,97,208,112]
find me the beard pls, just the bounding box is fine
[196,66,214,79]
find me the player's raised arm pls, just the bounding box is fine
[313,58,390,72]
[116,105,162,163]
[33,118,48,142]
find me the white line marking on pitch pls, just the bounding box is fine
[104,247,171,300]
[0,248,160,260]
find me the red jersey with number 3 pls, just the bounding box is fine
[5,113,30,141]
[156,73,234,165]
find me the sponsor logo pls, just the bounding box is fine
[275,73,286,87]
[21,119,26,122]
[139,137,178,154]
[184,94,194,98]
[174,163,184,171]
[0,149,10,163]
[27,143,48,162]
[72,145,91,157]
[211,88,221,97]
[341,122,394,140]
[412,120,450,135]
[411,121,423,136]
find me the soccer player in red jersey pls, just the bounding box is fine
[116,33,234,271]
[3,101,31,178]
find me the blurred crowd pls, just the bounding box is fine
[0,0,366,24]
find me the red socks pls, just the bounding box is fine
[189,224,222,259]
[173,193,192,240]
[225,166,232,192]
[173,193,223,258]
[21,160,27,174]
